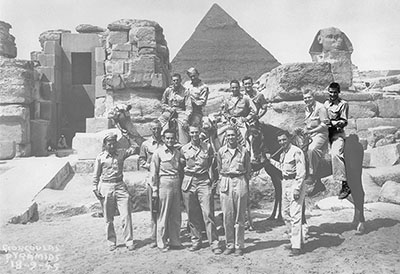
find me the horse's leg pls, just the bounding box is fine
[246,182,255,230]
[265,164,282,221]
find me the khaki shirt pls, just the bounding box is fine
[305,101,329,136]
[247,89,268,113]
[150,144,182,192]
[223,93,257,121]
[138,138,164,170]
[161,85,192,114]
[93,146,138,190]
[324,98,349,131]
[184,80,209,114]
[270,144,306,191]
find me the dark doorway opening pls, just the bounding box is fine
[71,52,92,84]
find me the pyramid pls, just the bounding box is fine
[171,3,280,83]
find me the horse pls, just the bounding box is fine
[291,129,366,234]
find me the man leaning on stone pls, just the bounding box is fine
[138,120,164,248]
[184,67,209,127]
[92,132,139,251]
[217,127,251,256]
[324,82,350,199]
[180,125,222,255]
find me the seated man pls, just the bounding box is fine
[302,89,329,196]
[242,76,268,122]
[222,80,257,145]
[158,73,192,145]
[324,82,350,199]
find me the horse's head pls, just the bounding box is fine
[246,123,265,170]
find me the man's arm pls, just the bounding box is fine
[124,143,140,159]
[335,101,349,128]
[161,88,171,111]
[191,85,209,107]
[184,90,193,116]
[245,96,257,122]
[308,107,329,135]
[244,150,251,181]
[257,94,268,119]
[293,149,306,194]
[150,150,161,196]
[138,143,149,170]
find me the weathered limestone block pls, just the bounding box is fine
[0,141,16,160]
[312,90,383,102]
[364,165,400,187]
[309,27,353,89]
[366,74,400,90]
[375,135,396,147]
[260,101,305,130]
[365,143,400,167]
[379,181,400,205]
[0,57,34,104]
[75,24,106,33]
[0,105,30,144]
[377,97,400,118]
[16,142,31,157]
[348,101,378,119]
[107,31,128,45]
[30,120,50,157]
[39,29,70,49]
[356,118,400,131]
[367,126,398,148]
[0,21,17,58]
[260,62,334,102]
[129,27,156,44]
[110,50,129,59]
[86,117,111,133]
[112,43,132,51]
[382,83,400,93]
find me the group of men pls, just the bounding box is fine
[92,66,350,257]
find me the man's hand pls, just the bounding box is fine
[293,189,300,200]
[265,153,271,161]
[93,189,104,200]
[152,190,158,198]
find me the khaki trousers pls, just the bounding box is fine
[282,179,306,249]
[308,133,328,175]
[156,175,182,248]
[330,133,347,181]
[99,182,133,247]
[219,176,248,250]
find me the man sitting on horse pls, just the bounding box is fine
[158,73,192,145]
[302,89,330,196]
[324,82,350,199]
[242,76,268,122]
[222,80,257,145]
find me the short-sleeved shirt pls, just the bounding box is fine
[181,141,213,175]
[138,138,164,170]
[305,101,329,136]
[217,145,250,177]
[184,80,209,114]
[324,98,349,133]
[93,146,138,189]
[223,94,256,119]
[247,90,268,112]
[161,85,192,113]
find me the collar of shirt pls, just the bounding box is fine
[223,144,242,155]
[163,144,176,154]
[246,89,257,98]
[151,137,162,145]
[329,98,342,105]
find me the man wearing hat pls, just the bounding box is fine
[93,132,139,251]
[184,67,209,127]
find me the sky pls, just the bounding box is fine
[1,0,400,70]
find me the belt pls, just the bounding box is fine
[101,178,123,183]
[160,174,179,178]
[184,171,208,178]
[221,173,245,178]
[283,174,296,180]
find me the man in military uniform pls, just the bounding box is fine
[267,130,307,256]
[180,125,222,254]
[302,89,329,196]
[159,73,192,145]
[138,120,164,248]
[324,82,350,199]
[92,132,139,251]
[184,67,209,127]
[150,129,184,251]
[217,127,251,256]
[242,76,268,121]
[222,80,257,145]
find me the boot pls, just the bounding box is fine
[338,181,351,199]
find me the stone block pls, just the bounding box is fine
[44,41,57,54]
[0,84,33,104]
[139,47,157,55]
[137,40,157,49]
[34,100,52,120]
[38,53,56,67]
[315,196,354,210]
[76,24,106,34]
[107,31,128,45]
[128,55,156,72]
[39,29,70,49]
[0,141,16,160]
[95,47,106,62]
[377,98,400,118]
[30,120,50,157]
[40,82,54,100]
[30,51,41,61]
[0,105,30,144]
[382,83,400,93]
[38,66,55,82]
[61,33,101,52]
[130,26,156,42]
[366,143,400,167]
[260,101,305,130]
[72,132,104,159]
[110,50,129,59]
[361,165,400,187]
[95,76,106,98]
[105,60,125,74]
[379,181,400,205]
[112,43,132,51]
[95,61,104,76]
[356,118,400,131]
[16,143,31,157]
[348,101,378,119]
[86,117,111,133]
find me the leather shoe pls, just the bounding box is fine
[283,244,292,250]
[127,245,135,251]
[189,245,202,252]
[338,181,351,200]
[212,247,223,255]
[169,245,185,250]
[150,242,157,248]
[109,245,117,251]
[223,248,235,255]
[289,248,303,256]
[160,246,169,252]
[234,248,244,256]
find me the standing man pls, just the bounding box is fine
[324,82,350,199]
[180,125,222,254]
[159,73,192,145]
[138,120,164,248]
[217,127,251,256]
[302,89,329,196]
[184,67,209,127]
[222,80,257,145]
[93,132,139,251]
[242,76,268,121]
[150,129,184,251]
[267,130,307,256]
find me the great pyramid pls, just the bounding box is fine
[171,3,280,83]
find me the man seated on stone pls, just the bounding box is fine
[184,67,209,127]
[158,73,192,145]
[324,82,350,199]
[222,80,257,145]
[242,76,268,122]
[302,89,329,196]
[180,125,222,254]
